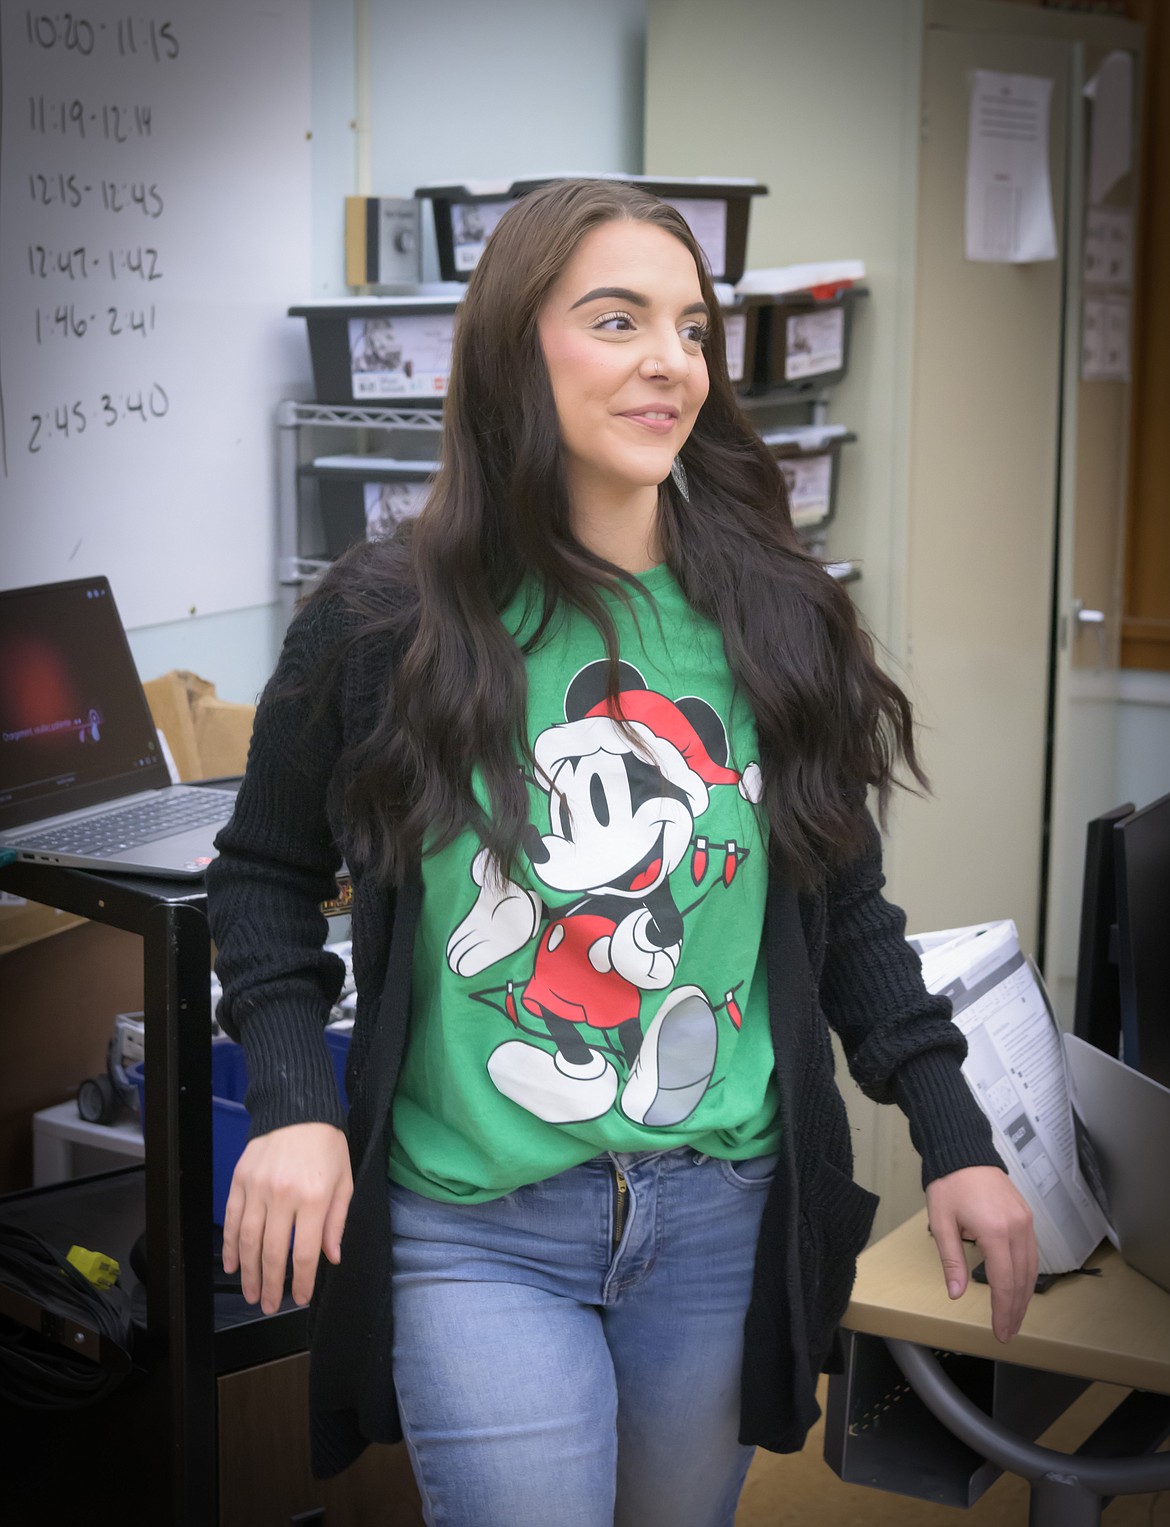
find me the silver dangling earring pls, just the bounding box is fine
[670,454,690,502]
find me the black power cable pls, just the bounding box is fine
[0,1224,133,1409]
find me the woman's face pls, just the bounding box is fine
[537,219,710,502]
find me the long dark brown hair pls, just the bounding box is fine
[315,178,924,890]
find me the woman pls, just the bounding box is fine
[208,179,1036,1527]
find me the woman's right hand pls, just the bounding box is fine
[221,1123,353,1315]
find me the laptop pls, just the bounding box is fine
[1064,1031,1170,1296]
[0,578,239,878]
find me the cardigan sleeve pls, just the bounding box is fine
[818,810,1004,1186]
[206,594,350,1139]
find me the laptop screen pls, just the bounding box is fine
[0,578,170,831]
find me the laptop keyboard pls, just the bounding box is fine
[17,788,236,858]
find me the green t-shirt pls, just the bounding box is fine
[388,563,781,1201]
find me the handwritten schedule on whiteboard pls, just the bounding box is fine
[0,2,311,628]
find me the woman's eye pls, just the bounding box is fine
[591,310,635,333]
[681,322,709,347]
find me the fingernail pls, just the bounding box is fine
[948,1280,962,1298]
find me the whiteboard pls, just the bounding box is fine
[0,0,311,628]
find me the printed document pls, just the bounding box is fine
[965,71,1058,264]
[909,919,1113,1274]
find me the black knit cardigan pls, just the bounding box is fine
[206,581,1002,1480]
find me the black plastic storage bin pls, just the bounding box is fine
[718,290,768,394]
[756,287,866,394]
[415,175,767,285]
[303,456,438,557]
[288,296,461,404]
[761,425,856,535]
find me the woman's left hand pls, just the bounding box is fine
[925,1165,1038,1342]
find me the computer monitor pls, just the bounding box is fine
[1073,801,1133,1060]
[1114,790,1170,1089]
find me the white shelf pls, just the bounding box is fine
[276,399,444,431]
[33,1100,144,1187]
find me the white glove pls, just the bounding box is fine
[446,846,542,977]
[609,908,680,990]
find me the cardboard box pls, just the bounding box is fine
[141,671,255,783]
[0,919,145,1191]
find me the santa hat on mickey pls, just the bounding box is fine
[581,690,763,808]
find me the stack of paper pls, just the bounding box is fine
[909,919,1113,1275]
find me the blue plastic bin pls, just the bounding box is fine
[129,1028,351,1226]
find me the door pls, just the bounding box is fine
[1043,30,1142,1026]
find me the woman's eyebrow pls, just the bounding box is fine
[569,285,710,320]
[570,285,648,310]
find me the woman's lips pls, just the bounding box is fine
[619,410,678,436]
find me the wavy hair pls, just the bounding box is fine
[316,178,924,890]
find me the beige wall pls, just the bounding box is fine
[646,0,924,680]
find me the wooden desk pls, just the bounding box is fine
[825,1211,1170,1524]
[848,1209,1170,1394]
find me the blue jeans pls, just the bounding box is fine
[388,1147,778,1527]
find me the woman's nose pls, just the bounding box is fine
[641,332,689,380]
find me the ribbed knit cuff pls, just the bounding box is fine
[234,999,347,1139]
[892,1047,1006,1187]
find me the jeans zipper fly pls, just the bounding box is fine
[612,1166,628,1250]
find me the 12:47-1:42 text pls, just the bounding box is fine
[28,383,170,452]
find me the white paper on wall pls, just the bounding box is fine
[965,70,1058,264]
[1082,293,1131,382]
[1103,295,1131,381]
[1084,207,1134,289]
[1082,297,1107,379]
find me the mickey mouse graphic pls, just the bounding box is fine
[446,660,763,1127]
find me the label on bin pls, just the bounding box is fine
[452,200,510,272]
[778,453,833,528]
[364,480,431,538]
[349,314,454,398]
[665,198,727,280]
[723,312,747,382]
[785,308,844,380]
